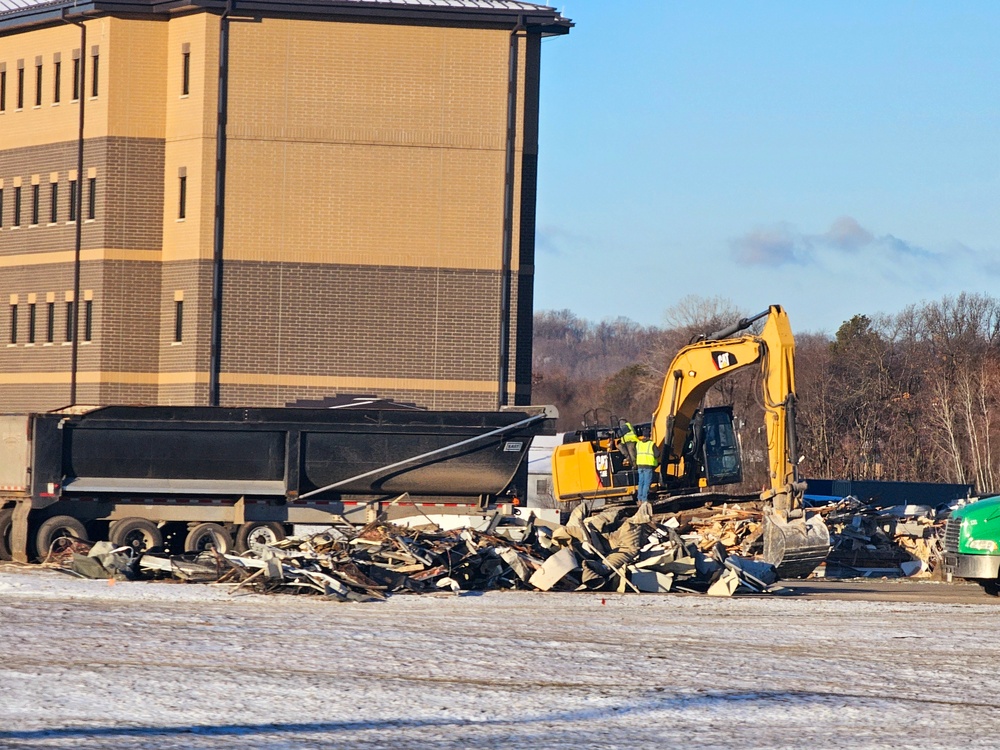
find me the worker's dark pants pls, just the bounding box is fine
[637,467,654,502]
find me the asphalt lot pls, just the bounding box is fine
[780,575,998,603]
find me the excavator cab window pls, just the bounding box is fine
[700,406,742,486]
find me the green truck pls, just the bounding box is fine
[944,496,1000,594]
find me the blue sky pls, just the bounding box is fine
[533,1,1000,335]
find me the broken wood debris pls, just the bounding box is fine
[819,496,946,579]
[80,503,782,601]
[35,490,956,600]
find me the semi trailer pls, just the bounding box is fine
[0,403,556,562]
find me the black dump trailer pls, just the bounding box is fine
[0,404,556,561]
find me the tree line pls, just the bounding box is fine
[531,294,1000,493]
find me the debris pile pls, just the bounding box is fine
[820,496,945,578]
[47,502,787,600]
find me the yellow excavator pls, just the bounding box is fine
[551,304,830,578]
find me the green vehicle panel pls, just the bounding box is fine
[943,496,1000,584]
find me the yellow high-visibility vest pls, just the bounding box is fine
[636,440,657,467]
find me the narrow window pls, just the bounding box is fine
[46,302,54,343]
[84,300,93,342]
[31,184,39,225]
[65,301,74,342]
[0,70,6,112]
[17,66,24,109]
[50,183,58,223]
[53,60,61,103]
[174,300,184,343]
[68,180,77,221]
[182,50,191,96]
[87,177,96,220]
[90,52,99,97]
[72,58,80,100]
[28,303,36,344]
[34,62,42,106]
[178,175,187,219]
[0,188,4,228]
[13,186,21,227]
[9,304,17,345]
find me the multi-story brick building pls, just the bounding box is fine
[0,0,570,411]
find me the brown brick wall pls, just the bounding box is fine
[220,384,498,411]
[0,137,164,253]
[0,258,161,409]
[219,261,502,380]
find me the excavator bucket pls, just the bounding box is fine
[762,513,831,579]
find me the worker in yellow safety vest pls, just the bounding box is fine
[618,420,638,466]
[634,427,660,503]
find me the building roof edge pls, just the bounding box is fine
[0,0,572,34]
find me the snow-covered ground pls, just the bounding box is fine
[1,565,998,749]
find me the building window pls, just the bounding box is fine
[69,180,77,221]
[9,303,17,345]
[31,184,39,225]
[178,175,187,219]
[182,50,191,96]
[174,300,184,343]
[28,303,36,344]
[72,57,80,101]
[50,183,58,223]
[34,62,42,106]
[84,300,93,342]
[1,70,6,112]
[65,301,74,342]
[46,302,54,343]
[0,188,4,227]
[53,60,61,103]
[87,177,96,220]
[90,51,99,97]
[17,66,24,109]
[13,186,21,227]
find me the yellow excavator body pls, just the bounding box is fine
[551,304,830,578]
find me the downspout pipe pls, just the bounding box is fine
[497,15,525,408]
[209,0,233,406]
[62,10,86,407]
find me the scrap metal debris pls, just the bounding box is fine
[35,492,950,600]
[819,496,946,578]
[116,503,785,600]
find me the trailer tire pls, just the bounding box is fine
[35,515,88,559]
[235,522,286,554]
[110,518,163,553]
[185,523,232,554]
[980,579,1000,597]
[0,509,14,561]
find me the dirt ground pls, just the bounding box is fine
[1,564,999,750]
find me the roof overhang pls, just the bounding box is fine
[0,0,573,35]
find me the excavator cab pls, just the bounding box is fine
[697,407,743,487]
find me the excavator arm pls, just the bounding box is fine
[652,305,801,511]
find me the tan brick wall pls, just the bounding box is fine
[0,22,101,147]
[222,19,515,271]
[1,11,542,412]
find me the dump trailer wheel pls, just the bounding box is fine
[235,522,286,554]
[0,508,14,561]
[110,518,163,553]
[35,515,88,559]
[185,523,232,554]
